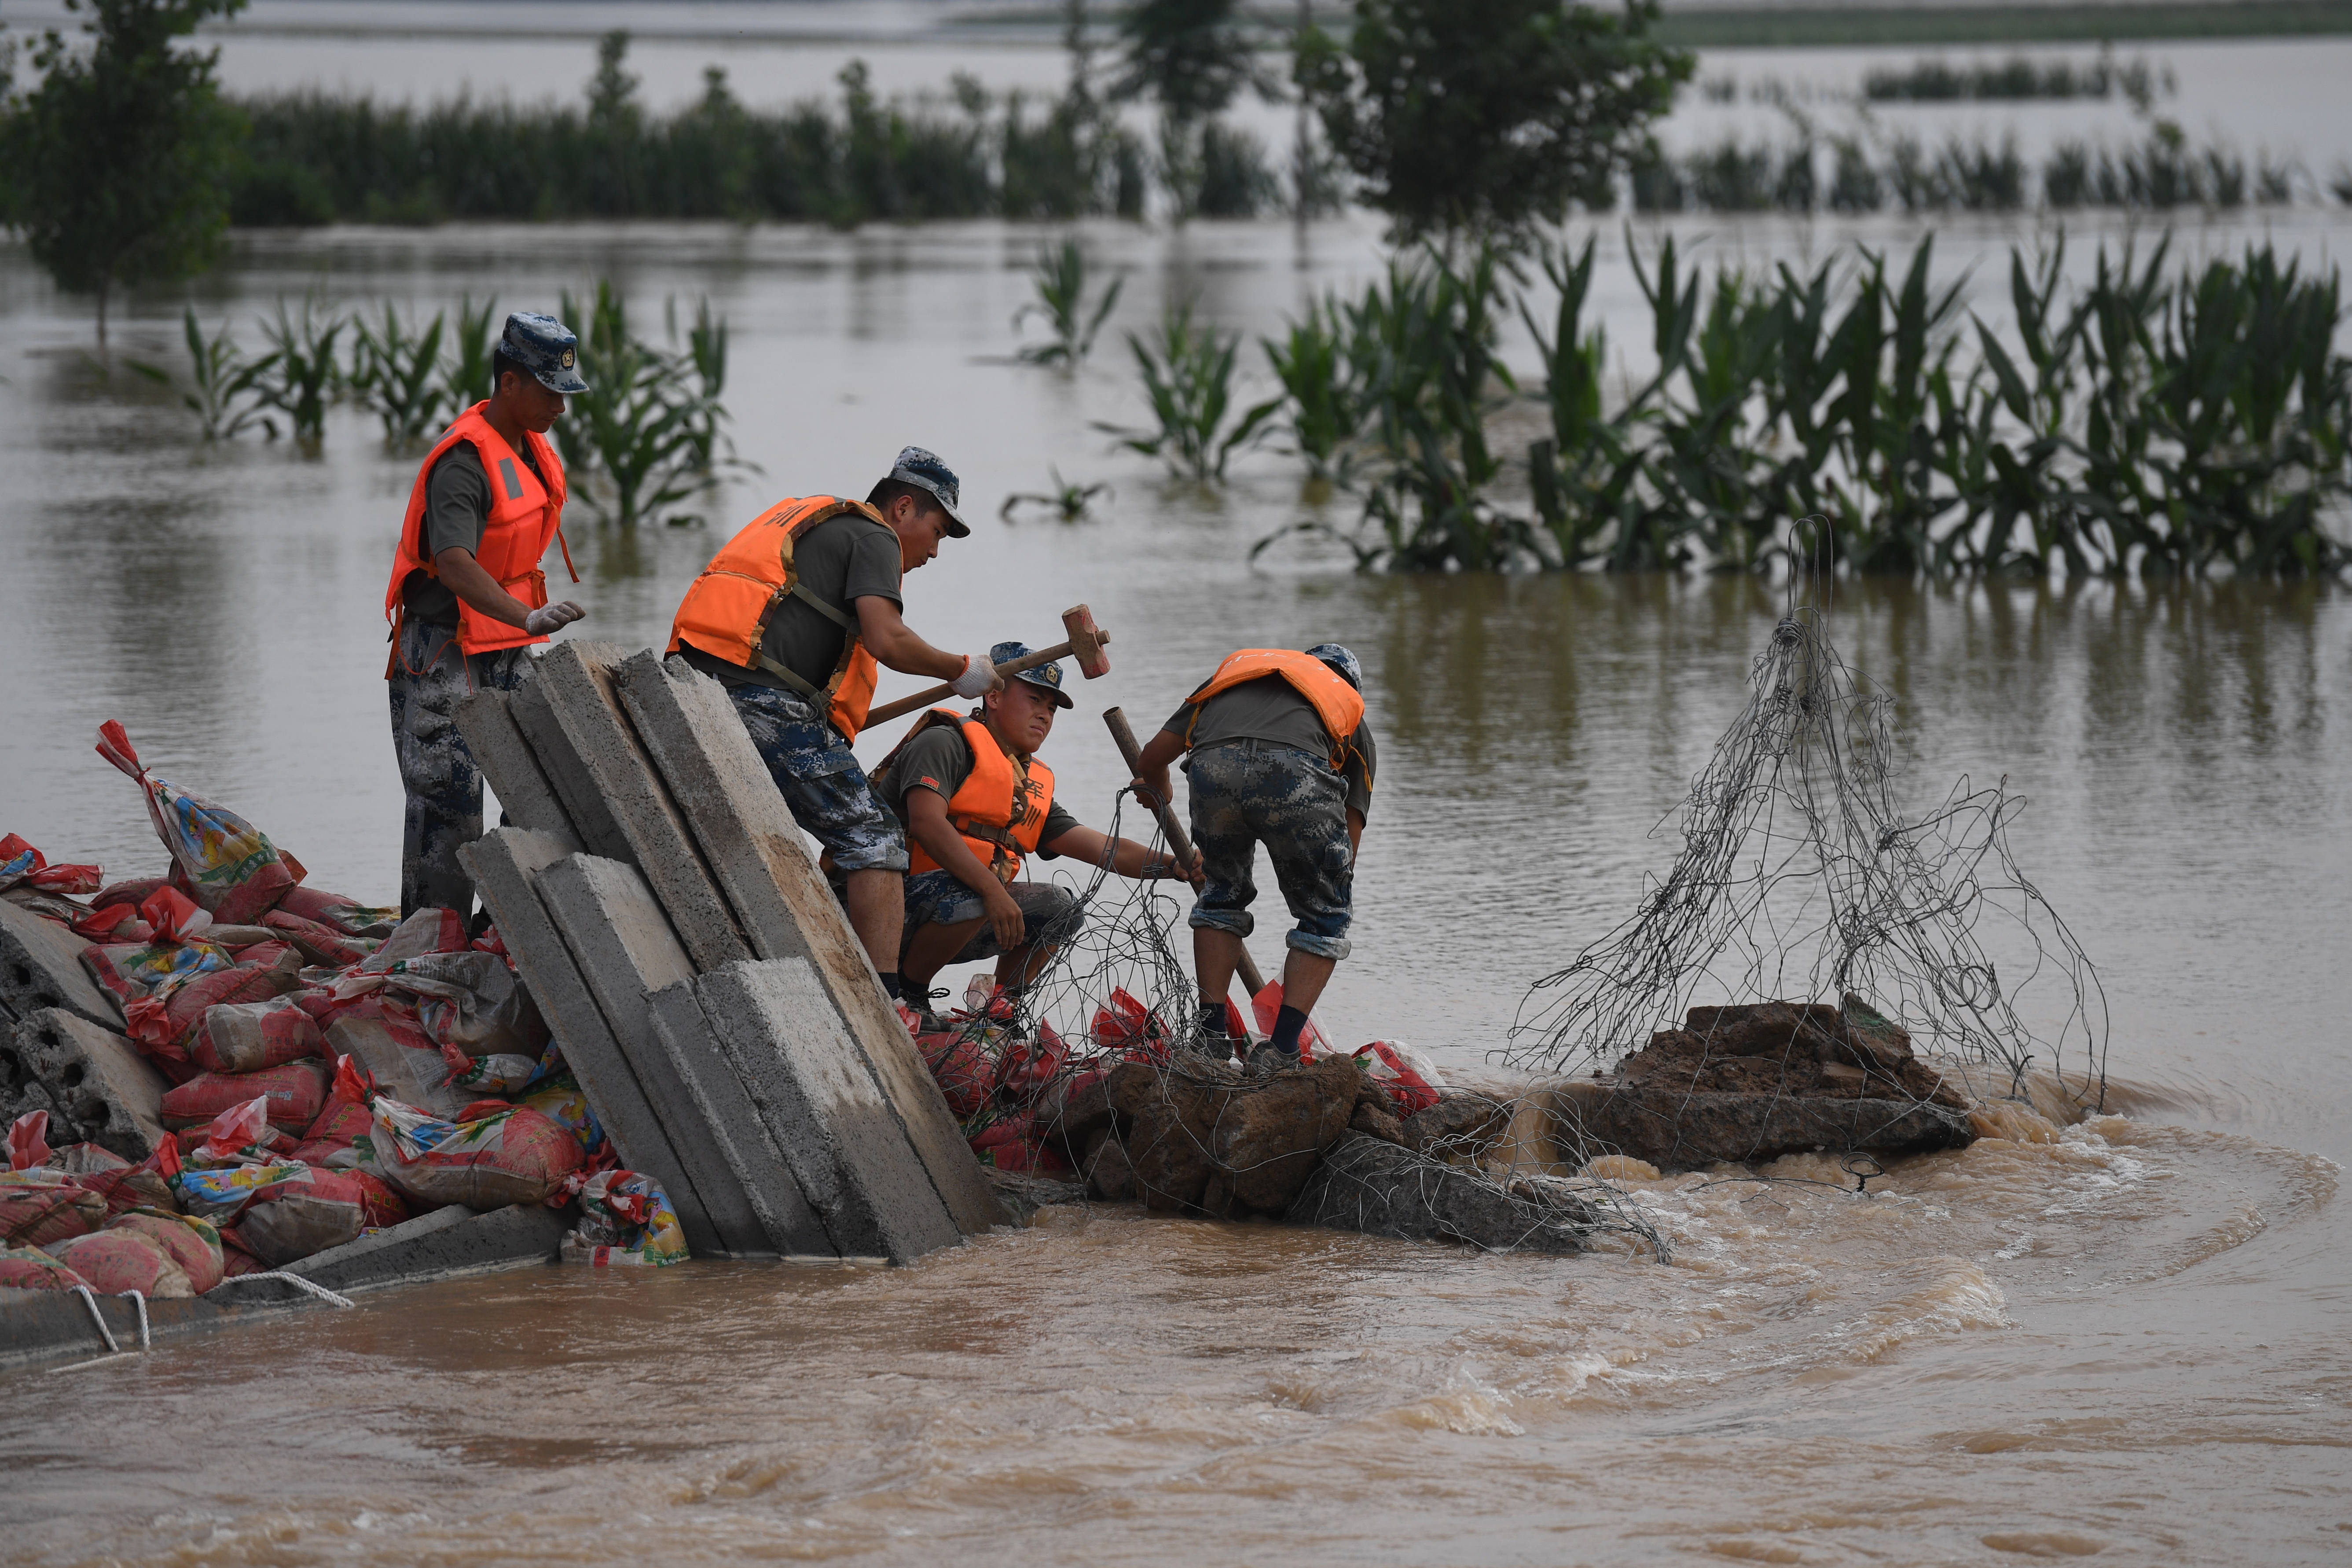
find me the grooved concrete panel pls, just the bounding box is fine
[507,665,634,863]
[0,1007,168,1160]
[459,828,723,1257]
[289,1201,570,1291]
[530,642,750,973]
[695,958,965,1263]
[535,853,771,1258]
[453,687,581,849]
[617,650,1002,1238]
[646,981,833,1258]
[323,1016,471,1121]
[0,900,121,1030]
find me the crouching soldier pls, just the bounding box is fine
[668,447,999,1006]
[875,641,1200,1024]
[1130,645,1375,1071]
[384,311,589,919]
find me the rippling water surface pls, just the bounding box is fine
[2,212,2347,1563]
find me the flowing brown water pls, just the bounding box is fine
[2,216,2347,1563]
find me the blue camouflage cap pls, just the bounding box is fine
[888,445,970,538]
[501,312,589,395]
[1305,643,1362,691]
[989,639,1071,709]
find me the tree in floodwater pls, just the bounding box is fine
[1298,0,1692,238]
[0,0,250,345]
[1110,0,1280,219]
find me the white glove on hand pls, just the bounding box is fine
[949,650,998,699]
[524,601,585,636]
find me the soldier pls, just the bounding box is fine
[1129,644,1376,1070]
[383,312,588,919]
[668,448,997,1006]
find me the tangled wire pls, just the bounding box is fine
[1505,555,2109,1108]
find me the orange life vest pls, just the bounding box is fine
[382,403,573,665]
[882,712,1057,884]
[666,495,897,742]
[1184,649,1366,768]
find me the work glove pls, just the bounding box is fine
[949,650,999,699]
[524,601,586,636]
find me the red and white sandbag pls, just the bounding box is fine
[191,994,325,1074]
[236,1168,369,1265]
[0,1171,106,1248]
[290,1054,377,1169]
[160,1058,330,1134]
[47,1228,195,1297]
[370,1099,583,1209]
[94,721,297,923]
[106,1208,225,1293]
[0,1245,92,1291]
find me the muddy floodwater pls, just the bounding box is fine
[2,204,2348,1563]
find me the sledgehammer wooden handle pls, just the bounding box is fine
[866,638,1102,729]
[1103,705,1268,1000]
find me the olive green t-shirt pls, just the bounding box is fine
[1163,674,1376,819]
[886,719,1080,859]
[681,510,903,694]
[401,440,545,627]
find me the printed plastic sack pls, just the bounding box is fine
[95,721,296,923]
[191,994,325,1074]
[968,1113,1067,1175]
[92,875,168,911]
[290,1054,378,1169]
[9,1109,51,1171]
[369,1098,583,1209]
[448,1039,556,1097]
[107,1208,224,1293]
[385,950,549,1060]
[358,907,470,971]
[1089,988,1172,1061]
[237,1168,367,1265]
[994,1020,1071,1105]
[560,1170,688,1267]
[169,1160,308,1226]
[0,834,102,896]
[517,1076,601,1156]
[1353,1041,1445,1116]
[124,941,302,1068]
[0,1170,106,1247]
[49,1228,195,1297]
[261,909,377,969]
[160,1058,330,1133]
[1249,980,1329,1061]
[51,1143,178,1219]
[346,1168,412,1230]
[138,885,212,944]
[83,940,231,1009]
[275,885,400,936]
[0,1245,92,1292]
[917,1027,994,1120]
[70,903,150,943]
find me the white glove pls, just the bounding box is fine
[949,650,998,699]
[524,601,585,636]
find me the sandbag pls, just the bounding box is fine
[160,1058,330,1134]
[0,1245,91,1291]
[346,1168,411,1230]
[995,1020,1071,1105]
[275,886,398,937]
[385,950,548,1060]
[138,885,211,944]
[0,1170,106,1247]
[261,909,376,969]
[517,1077,601,1156]
[237,1168,367,1265]
[1251,980,1330,1060]
[917,1028,993,1120]
[168,1160,308,1226]
[191,994,325,1074]
[107,1207,224,1293]
[561,1170,689,1267]
[8,1108,51,1171]
[95,721,296,923]
[0,834,102,896]
[48,1228,194,1297]
[370,1098,583,1209]
[290,1054,378,1169]
[52,1143,179,1219]
[83,940,231,1010]
[1353,1041,1444,1116]
[124,942,303,1069]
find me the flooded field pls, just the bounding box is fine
[1,16,2348,1561]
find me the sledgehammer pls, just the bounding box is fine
[864,603,1110,727]
[1102,705,1270,1002]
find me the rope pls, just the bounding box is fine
[208,1271,358,1309]
[125,1289,150,1349]
[68,1285,118,1354]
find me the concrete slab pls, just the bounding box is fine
[323,1016,471,1120]
[288,1201,569,1291]
[531,642,750,973]
[694,958,965,1263]
[0,900,122,1031]
[506,664,634,863]
[646,982,835,1258]
[616,650,1002,1238]
[535,854,773,1258]
[459,829,723,1256]
[453,687,582,849]
[0,1008,169,1160]
[0,1285,296,1370]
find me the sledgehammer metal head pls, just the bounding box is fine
[1061,604,1111,680]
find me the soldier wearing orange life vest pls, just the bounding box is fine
[384,312,589,919]
[1131,645,1377,1071]
[668,447,998,1005]
[870,641,1200,1025]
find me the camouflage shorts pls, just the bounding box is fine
[729,684,908,874]
[1184,739,1354,961]
[388,617,530,918]
[901,869,1082,964]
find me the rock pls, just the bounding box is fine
[1838,992,1919,1074]
[1558,1080,1974,1170]
[1349,1098,1406,1146]
[1288,1131,1591,1254]
[985,1166,1086,1226]
[1113,1052,1360,1218]
[1034,1069,1115,1166]
[1210,1055,1360,1213]
[1083,1130,1136,1202]
[1685,1001,1848,1059]
[1402,1092,1511,1159]
[1123,1065,1226,1214]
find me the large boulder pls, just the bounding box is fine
[1107,1052,1371,1219]
[1288,1132,1592,1254]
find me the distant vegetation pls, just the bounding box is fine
[1653,1,2352,49]
[1861,51,2171,103]
[1231,236,2352,579]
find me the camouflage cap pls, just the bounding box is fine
[988,640,1071,709]
[887,445,970,538]
[1305,643,1362,691]
[501,312,589,395]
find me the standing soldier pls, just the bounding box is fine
[1130,644,1376,1070]
[668,447,997,1009]
[384,312,588,919]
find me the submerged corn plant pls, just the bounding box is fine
[440,294,500,410]
[1014,238,1123,367]
[553,283,746,527]
[129,310,283,440]
[256,294,345,443]
[1097,301,1276,483]
[350,302,451,445]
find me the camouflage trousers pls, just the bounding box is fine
[729,684,909,874]
[1185,739,1354,961]
[388,617,529,918]
[901,869,1083,965]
